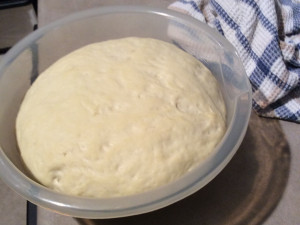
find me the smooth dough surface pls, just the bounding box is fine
[16,37,226,198]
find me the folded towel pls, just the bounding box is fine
[169,0,300,122]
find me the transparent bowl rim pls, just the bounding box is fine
[0,5,252,219]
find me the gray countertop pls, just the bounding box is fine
[1,0,299,224]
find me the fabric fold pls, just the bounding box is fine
[169,0,300,122]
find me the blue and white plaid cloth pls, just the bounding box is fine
[169,0,300,122]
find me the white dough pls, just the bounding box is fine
[16,37,226,198]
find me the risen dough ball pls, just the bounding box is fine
[16,37,226,198]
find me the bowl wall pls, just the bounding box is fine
[0,6,251,218]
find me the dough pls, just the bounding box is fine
[16,37,226,198]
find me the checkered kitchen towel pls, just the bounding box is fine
[169,0,300,122]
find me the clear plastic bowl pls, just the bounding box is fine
[0,5,251,219]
